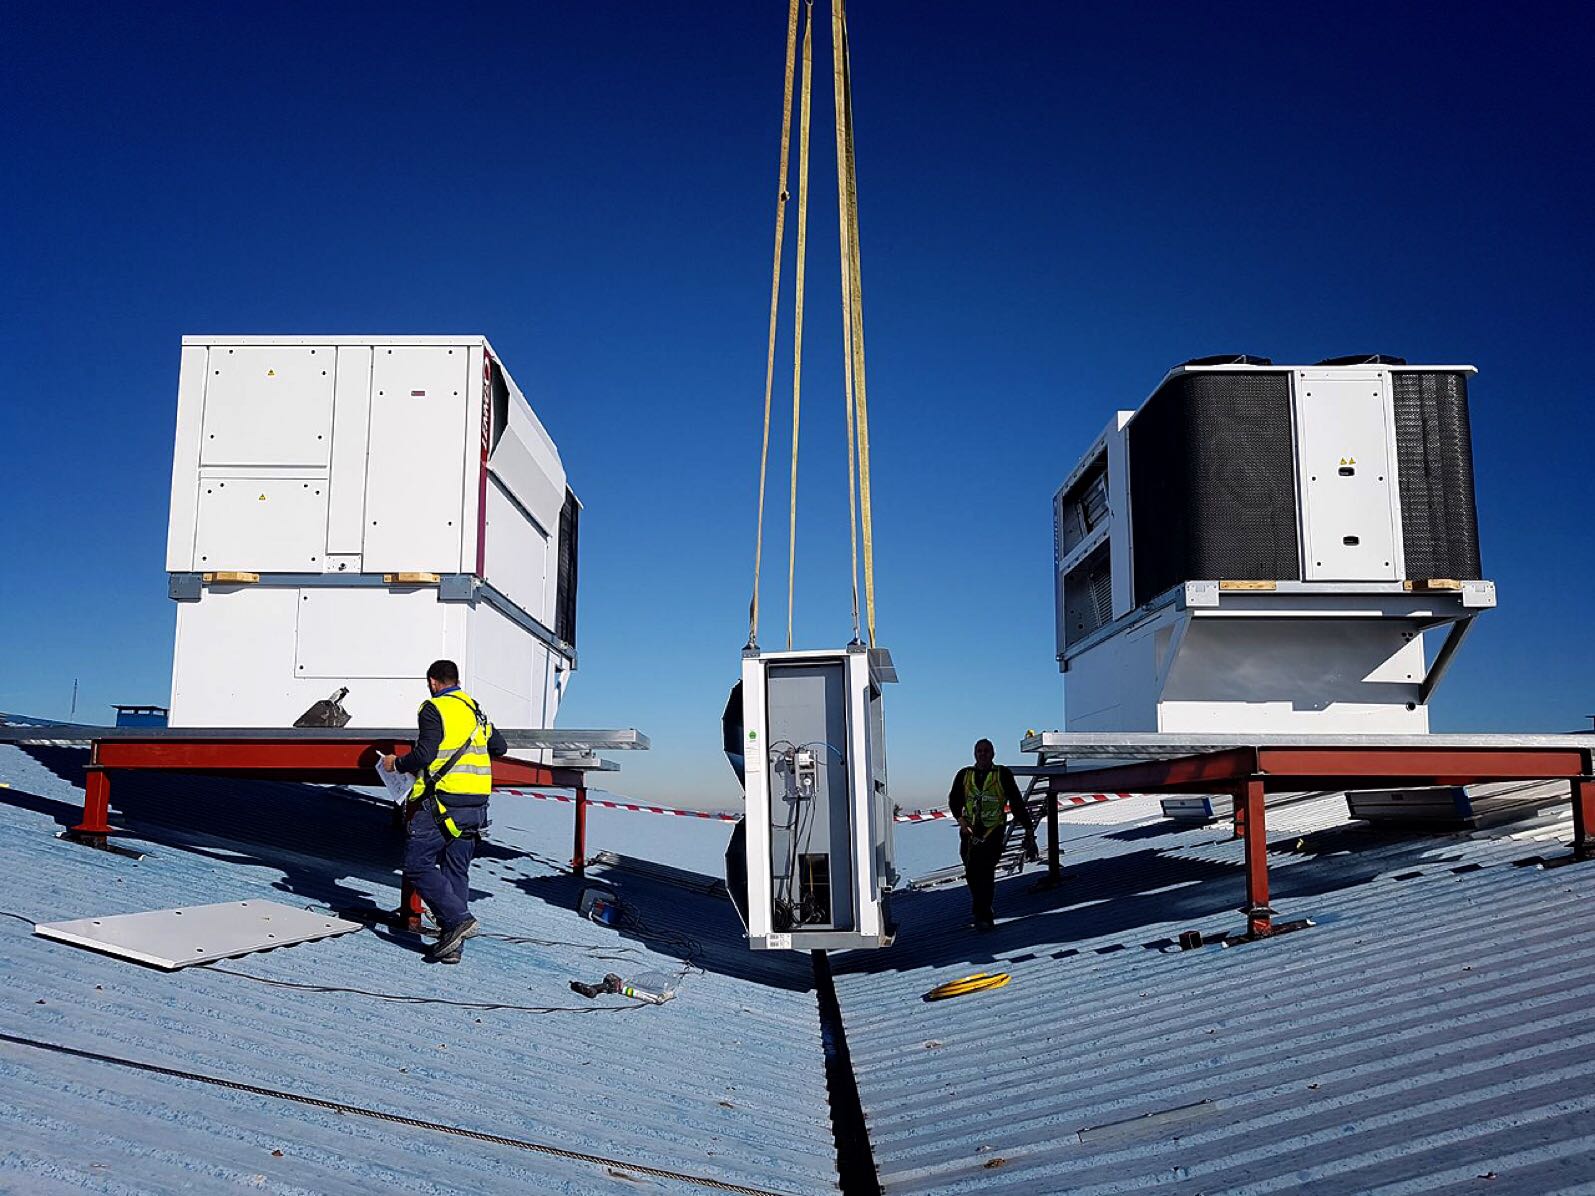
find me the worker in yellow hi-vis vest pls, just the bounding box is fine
[948,738,1037,931]
[380,659,507,965]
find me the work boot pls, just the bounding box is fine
[428,916,477,960]
[425,944,463,965]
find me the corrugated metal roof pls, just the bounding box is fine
[0,744,836,1195]
[833,792,1595,1194]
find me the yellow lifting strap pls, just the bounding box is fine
[832,0,877,646]
[924,972,1012,1002]
[748,0,802,650]
[785,0,815,652]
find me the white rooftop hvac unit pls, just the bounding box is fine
[1053,356,1494,734]
[164,336,578,730]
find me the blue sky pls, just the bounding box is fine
[3,2,1591,809]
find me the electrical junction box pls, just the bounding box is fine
[1052,357,1494,734]
[164,336,579,730]
[732,647,898,951]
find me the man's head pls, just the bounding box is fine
[426,659,460,695]
[973,738,995,768]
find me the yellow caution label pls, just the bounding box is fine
[267,369,276,377]
[258,494,266,501]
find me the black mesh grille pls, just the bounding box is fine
[1128,372,1300,607]
[555,489,579,647]
[1063,542,1113,647]
[1392,372,1481,579]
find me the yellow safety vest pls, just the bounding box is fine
[962,767,1008,832]
[409,690,495,835]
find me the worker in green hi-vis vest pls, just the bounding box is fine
[948,738,1038,931]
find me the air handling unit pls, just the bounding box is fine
[726,648,898,951]
[1053,356,1493,734]
[164,336,578,730]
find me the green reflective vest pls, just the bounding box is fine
[409,690,495,829]
[962,767,1008,832]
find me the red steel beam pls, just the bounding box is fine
[1238,778,1271,936]
[1254,747,1588,784]
[572,785,589,875]
[1574,778,1595,861]
[1047,747,1257,796]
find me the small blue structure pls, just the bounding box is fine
[111,704,168,728]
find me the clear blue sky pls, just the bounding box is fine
[3,2,1591,810]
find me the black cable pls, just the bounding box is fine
[199,964,646,1014]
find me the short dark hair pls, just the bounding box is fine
[427,659,460,685]
[974,738,994,753]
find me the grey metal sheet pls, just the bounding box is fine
[34,900,361,969]
[0,741,834,1195]
[0,723,650,750]
[1021,729,1595,758]
[831,790,1595,1194]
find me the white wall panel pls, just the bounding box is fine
[294,586,447,680]
[200,346,333,468]
[326,346,373,557]
[483,482,549,620]
[166,345,210,571]
[1296,372,1400,581]
[193,477,328,573]
[362,348,470,572]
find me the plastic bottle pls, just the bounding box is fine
[617,971,676,1005]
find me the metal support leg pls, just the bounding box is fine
[1240,779,1273,937]
[68,768,113,845]
[1047,784,1061,884]
[572,785,588,875]
[1573,778,1595,862]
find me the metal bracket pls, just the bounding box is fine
[1418,614,1476,705]
[437,573,479,603]
[168,573,204,602]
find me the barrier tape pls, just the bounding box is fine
[496,789,1138,823]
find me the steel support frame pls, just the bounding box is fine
[1042,743,1595,938]
[66,736,582,930]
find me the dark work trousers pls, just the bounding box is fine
[960,830,1005,922]
[402,803,482,931]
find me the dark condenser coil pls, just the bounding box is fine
[1392,372,1482,580]
[555,489,580,647]
[1128,371,1300,607]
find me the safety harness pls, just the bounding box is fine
[412,693,492,840]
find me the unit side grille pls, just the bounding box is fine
[1127,372,1300,607]
[1063,541,1113,648]
[1392,372,1482,580]
[556,490,579,647]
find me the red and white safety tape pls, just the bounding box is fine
[892,793,1135,822]
[498,788,1138,823]
[497,788,741,821]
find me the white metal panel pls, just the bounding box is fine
[1295,371,1400,581]
[461,345,490,575]
[199,345,334,467]
[326,345,373,557]
[1107,412,1135,619]
[483,482,549,620]
[294,586,448,679]
[466,602,555,731]
[169,586,302,726]
[34,901,360,970]
[362,347,470,572]
[1160,619,1427,733]
[193,477,329,572]
[171,585,474,727]
[166,345,210,571]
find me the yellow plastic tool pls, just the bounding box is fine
[924,972,1011,1002]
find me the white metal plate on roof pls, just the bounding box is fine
[34,900,361,970]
